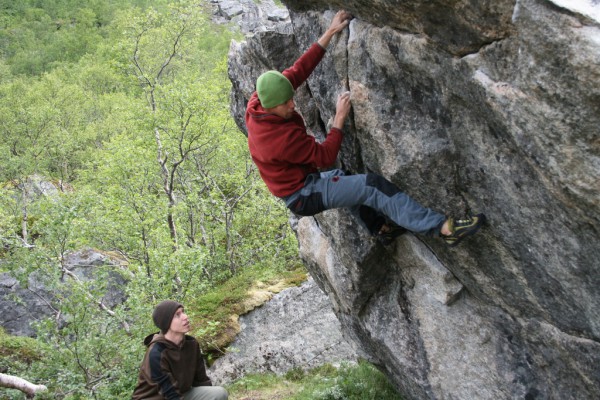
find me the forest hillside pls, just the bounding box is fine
[0,1,301,398]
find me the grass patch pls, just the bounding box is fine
[225,361,403,400]
[293,361,403,400]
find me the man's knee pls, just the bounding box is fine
[204,386,228,400]
[366,173,400,197]
[214,386,228,400]
[184,386,228,400]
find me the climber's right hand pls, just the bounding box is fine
[333,91,351,129]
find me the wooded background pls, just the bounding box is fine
[0,1,299,398]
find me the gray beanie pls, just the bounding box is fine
[152,300,183,334]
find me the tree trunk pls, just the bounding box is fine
[167,199,178,250]
[20,178,29,245]
[0,373,47,398]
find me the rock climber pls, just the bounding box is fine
[245,10,485,246]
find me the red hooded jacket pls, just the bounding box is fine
[246,43,344,198]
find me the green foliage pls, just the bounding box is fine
[0,1,300,398]
[30,298,138,398]
[0,0,169,76]
[0,186,19,254]
[0,329,48,400]
[285,366,306,382]
[0,71,118,182]
[0,0,399,395]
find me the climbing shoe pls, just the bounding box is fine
[444,214,486,247]
[377,223,407,246]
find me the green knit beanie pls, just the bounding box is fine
[256,71,294,108]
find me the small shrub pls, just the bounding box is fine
[285,366,305,381]
[313,385,346,400]
[308,363,338,378]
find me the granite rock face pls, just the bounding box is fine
[209,278,358,384]
[228,0,600,399]
[211,0,291,35]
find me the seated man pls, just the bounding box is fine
[132,300,228,400]
[245,10,485,247]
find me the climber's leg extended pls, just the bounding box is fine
[285,170,485,245]
[317,171,446,236]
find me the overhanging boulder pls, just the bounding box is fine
[227,1,600,398]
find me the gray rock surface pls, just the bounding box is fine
[209,277,359,385]
[228,1,600,399]
[0,271,56,337]
[0,248,128,337]
[211,0,291,34]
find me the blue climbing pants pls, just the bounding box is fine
[283,169,445,236]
